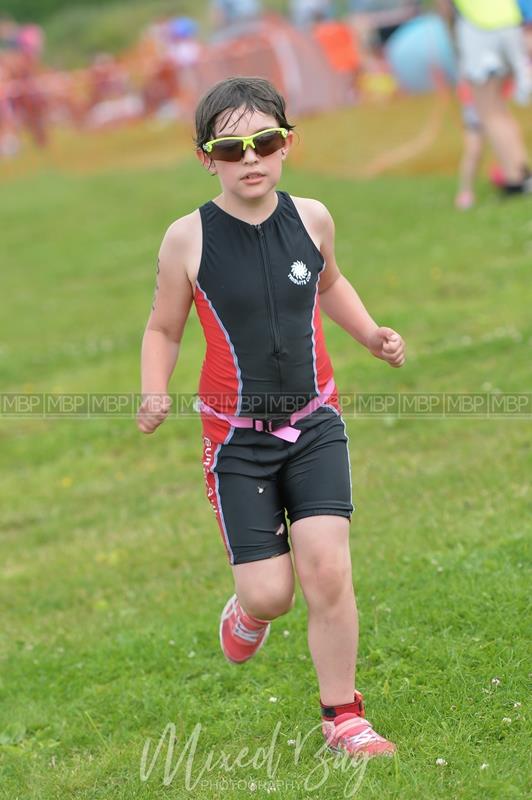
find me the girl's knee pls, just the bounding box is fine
[242,588,295,621]
[299,560,353,606]
[234,554,295,620]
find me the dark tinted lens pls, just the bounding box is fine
[209,139,243,162]
[254,131,284,157]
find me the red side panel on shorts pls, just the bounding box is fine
[201,436,234,564]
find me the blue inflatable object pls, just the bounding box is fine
[518,0,532,22]
[384,14,457,93]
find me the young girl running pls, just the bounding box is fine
[137,76,405,758]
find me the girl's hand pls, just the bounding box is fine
[136,393,173,434]
[366,327,406,368]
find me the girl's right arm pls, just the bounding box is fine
[137,219,194,434]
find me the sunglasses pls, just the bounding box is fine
[202,127,288,162]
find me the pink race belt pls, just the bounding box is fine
[195,377,336,443]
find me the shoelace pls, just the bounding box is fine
[233,618,267,644]
[225,597,268,644]
[336,721,387,748]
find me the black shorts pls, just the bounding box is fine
[201,406,354,566]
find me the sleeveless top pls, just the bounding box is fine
[454,0,521,29]
[193,190,341,442]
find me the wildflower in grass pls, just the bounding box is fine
[480,763,489,770]
[435,758,447,766]
[502,717,512,724]
[513,702,521,708]
[491,677,501,686]
[283,630,290,637]
[269,696,278,703]
[287,739,296,746]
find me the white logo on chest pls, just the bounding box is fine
[288,260,311,285]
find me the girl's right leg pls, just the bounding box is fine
[232,552,296,621]
[219,553,295,663]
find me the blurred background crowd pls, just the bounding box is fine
[1,0,532,202]
[0,1,526,149]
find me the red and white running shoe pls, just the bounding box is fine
[321,691,396,758]
[219,593,271,664]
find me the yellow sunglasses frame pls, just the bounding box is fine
[202,127,288,155]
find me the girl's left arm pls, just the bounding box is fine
[317,203,406,368]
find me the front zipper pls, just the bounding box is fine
[255,223,283,401]
[255,224,281,355]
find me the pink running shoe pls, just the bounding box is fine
[321,691,396,758]
[219,593,271,664]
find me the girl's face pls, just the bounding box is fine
[197,106,293,200]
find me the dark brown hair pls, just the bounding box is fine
[194,76,295,149]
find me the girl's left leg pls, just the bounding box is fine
[291,514,396,757]
[290,515,358,705]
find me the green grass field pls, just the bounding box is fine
[0,103,531,798]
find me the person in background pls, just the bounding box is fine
[454,76,516,209]
[454,81,484,208]
[439,0,532,196]
[210,0,262,30]
[312,12,362,101]
[0,61,19,157]
[349,0,420,47]
[86,53,129,111]
[9,49,48,148]
[290,0,334,29]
